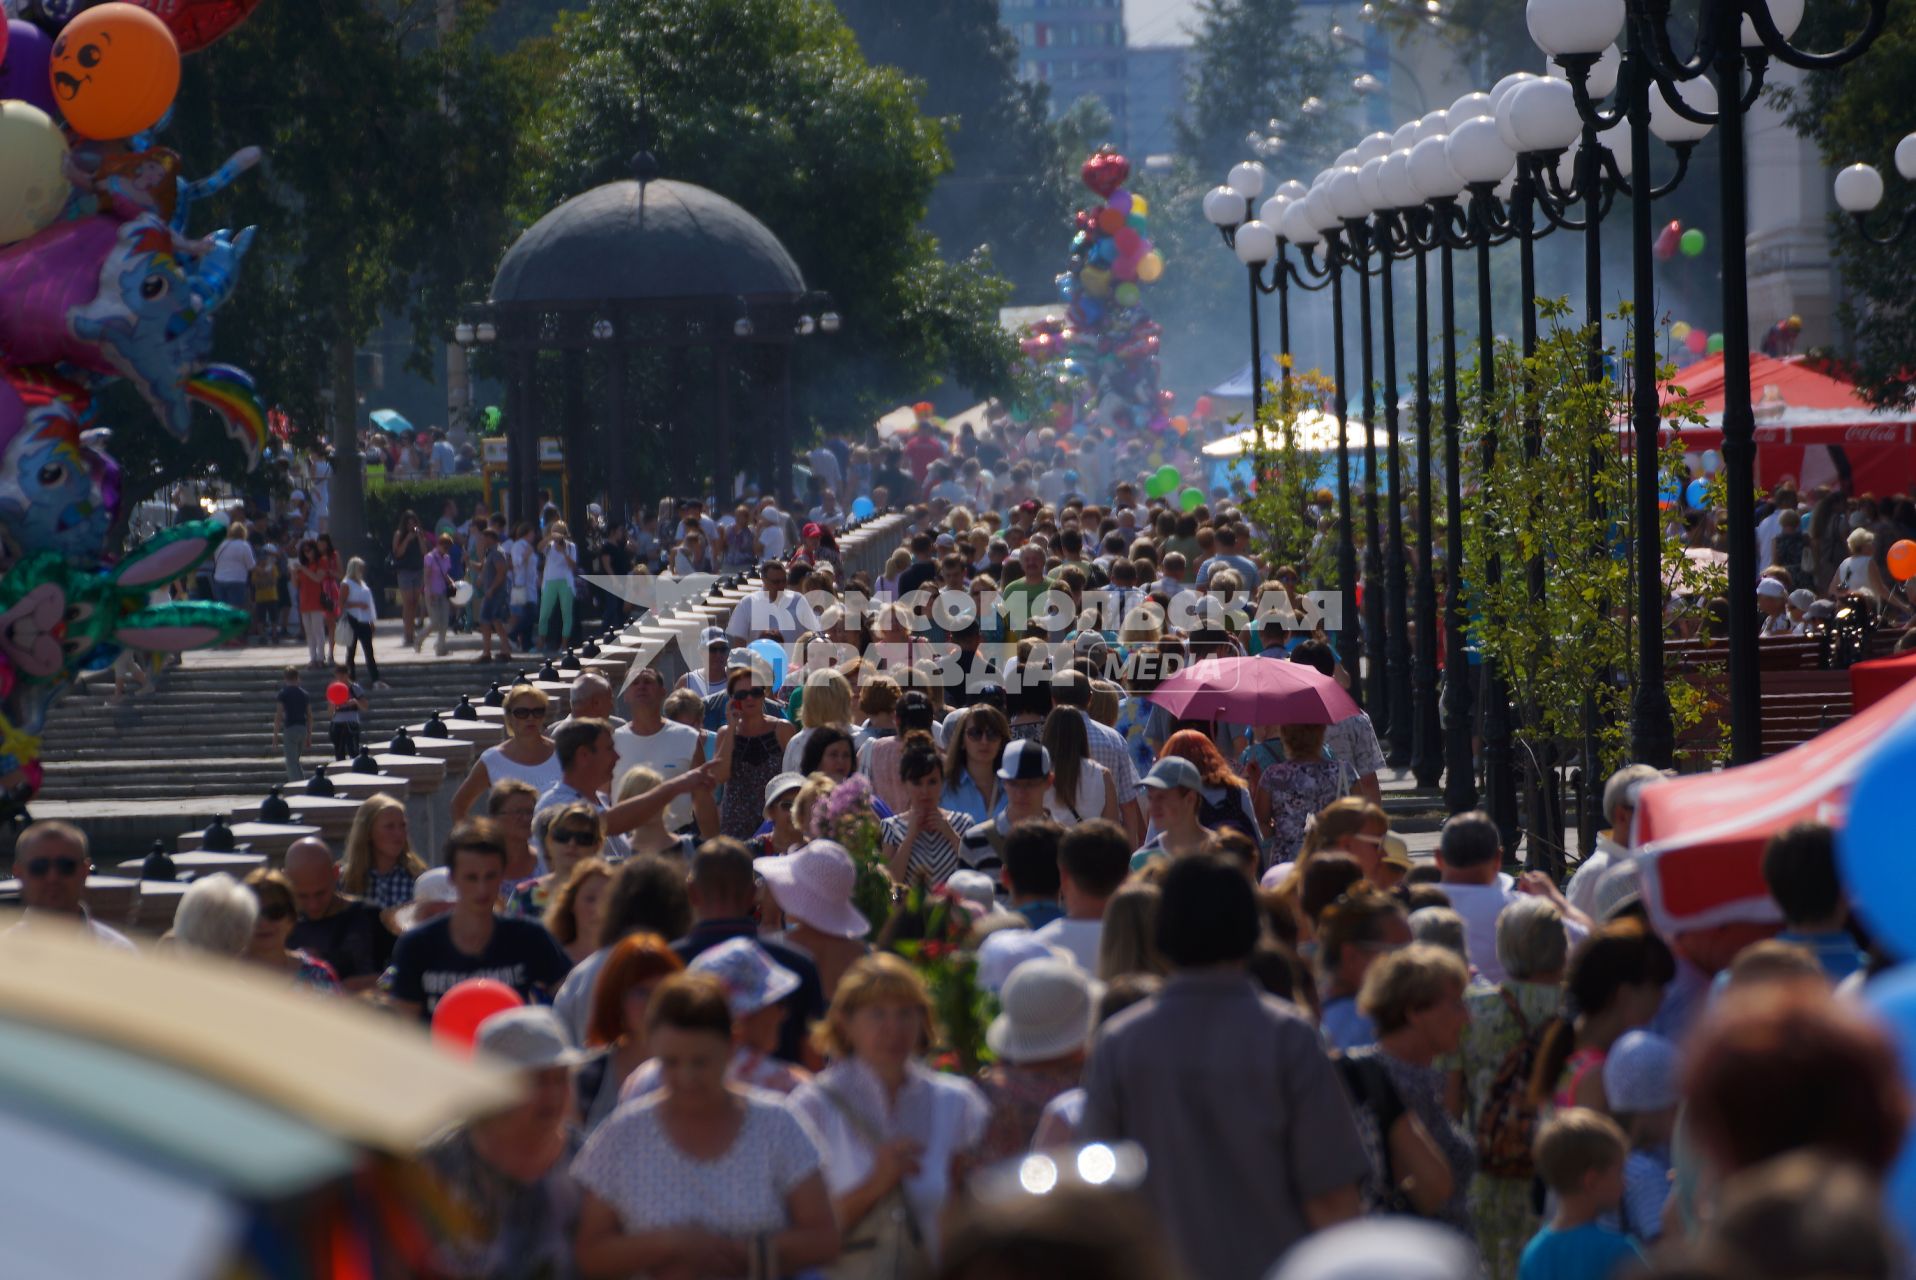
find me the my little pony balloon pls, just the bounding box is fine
[0,212,261,459]
[0,366,119,563]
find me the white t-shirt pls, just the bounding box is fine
[759,523,788,561]
[342,578,376,623]
[1837,554,1874,593]
[509,539,537,594]
[478,742,564,797]
[1444,873,1587,983]
[1034,916,1101,972]
[542,541,575,586]
[571,1093,821,1238]
[612,720,703,831]
[211,538,255,583]
[1043,761,1109,825]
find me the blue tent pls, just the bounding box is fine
[1208,354,1288,400]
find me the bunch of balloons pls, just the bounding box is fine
[1668,320,1725,361]
[0,0,268,818]
[1653,219,1707,262]
[1017,146,1169,441]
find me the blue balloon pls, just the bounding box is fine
[1659,477,1680,506]
[746,637,788,692]
[1865,965,1916,1232]
[1089,239,1118,267]
[1685,478,1708,508]
[1839,714,1916,961]
[849,496,875,520]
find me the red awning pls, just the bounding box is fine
[1634,672,1916,936]
[1852,650,1916,715]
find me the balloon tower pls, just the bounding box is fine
[1018,147,1170,441]
[0,0,268,820]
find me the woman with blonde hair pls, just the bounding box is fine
[536,520,578,654]
[341,794,427,909]
[1292,796,1392,884]
[449,683,561,819]
[544,856,613,965]
[783,669,855,774]
[615,766,700,859]
[338,555,383,686]
[1097,881,1166,981]
[877,547,912,599]
[789,954,988,1265]
[209,520,256,645]
[1832,524,1894,605]
[507,801,603,920]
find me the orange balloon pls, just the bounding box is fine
[1889,539,1916,582]
[49,4,180,142]
[1096,207,1126,234]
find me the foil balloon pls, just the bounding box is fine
[1080,146,1130,199]
[0,366,119,562]
[122,0,263,53]
[0,213,259,455]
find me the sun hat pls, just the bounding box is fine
[1140,756,1202,792]
[762,772,807,815]
[753,839,871,939]
[946,868,998,912]
[475,1006,590,1069]
[689,936,802,1017]
[1603,1029,1680,1113]
[1379,833,1413,872]
[977,928,1071,995]
[393,866,458,932]
[1758,577,1789,599]
[997,739,1052,782]
[1266,1218,1480,1280]
[986,957,1102,1064]
[1788,588,1816,611]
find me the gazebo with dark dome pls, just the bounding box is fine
[479,154,836,527]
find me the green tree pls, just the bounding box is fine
[519,0,1020,430]
[1237,360,1338,584]
[155,0,529,555]
[1362,0,1537,85]
[1459,301,1721,864]
[1174,0,1346,178]
[831,0,1081,302]
[1773,0,1916,407]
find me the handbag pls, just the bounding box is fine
[818,1086,929,1280]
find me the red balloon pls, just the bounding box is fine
[1113,226,1144,256]
[1654,220,1682,262]
[1081,148,1132,199]
[431,979,524,1055]
[0,17,9,67]
[1685,328,1709,355]
[122,0,264,54]
[325,680,350,706]
[1194,396,1215,418]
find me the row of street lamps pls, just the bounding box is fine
[1205,0,1886,850]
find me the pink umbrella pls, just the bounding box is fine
[1146,656,1361,726]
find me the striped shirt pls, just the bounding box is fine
[882,810,975,887]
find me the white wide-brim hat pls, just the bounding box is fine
[986,957,1101,1064]
[754,839,870,939]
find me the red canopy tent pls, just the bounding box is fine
[1634,672,1916,939]
[1630,354,1916,493]
[1852,649,1916,715]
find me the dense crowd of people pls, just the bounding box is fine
[14,408,1914,1280]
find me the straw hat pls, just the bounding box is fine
[753,839,870,939]
[986,957,1101,1064]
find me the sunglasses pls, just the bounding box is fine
[24,856,80,879]
[964,724,1002,741]
[259,902,293,923]
[733,687,767,701]
[509,706,543,719]
[549,829,598,845]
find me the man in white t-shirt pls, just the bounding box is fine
[1565,763,1662,916]
[1436,810,1588,984]
[613,666,705,832]
[757,508,788,562]
[726,560,821,642]
[1036,817,1130,970]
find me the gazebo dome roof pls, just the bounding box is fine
[490,176,807,306]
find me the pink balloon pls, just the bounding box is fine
[1114,227,1143,256]
[1686,328,1709,354]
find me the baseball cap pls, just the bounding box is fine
[701,625,728,649]
[997,739,1052,782]
[802,522,824,540]
[1140,756,1202,792]
[1757,577,1789,599]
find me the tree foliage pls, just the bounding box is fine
[1772,0,1916,407]
[1237,360,1338,584]
[831,0,1081,301]
[1174,0,1346,178]
[138,0,527,528]
[517,0,1021,424]
[1459,300,1722,780]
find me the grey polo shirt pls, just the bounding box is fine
[1080,968,1369,1280]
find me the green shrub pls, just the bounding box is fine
[363,476,485,590]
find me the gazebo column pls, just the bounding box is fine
[507,347,539,526]
[606,344,627,527]
[561,346,590,536]
[713,343,733,510]
[777,344,795,508]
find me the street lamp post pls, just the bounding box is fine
[1834,134,1916,243]
[1532,0,1888,767]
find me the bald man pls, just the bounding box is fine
[284,837,392,991]
[551,672,624,736]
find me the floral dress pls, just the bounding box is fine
[1255,758,1343,870]
[1349,1045,1478,1234]
[1445,979,1563,1280]
[719,728,784,840]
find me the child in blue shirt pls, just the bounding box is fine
[1520,1108,1648,1280]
